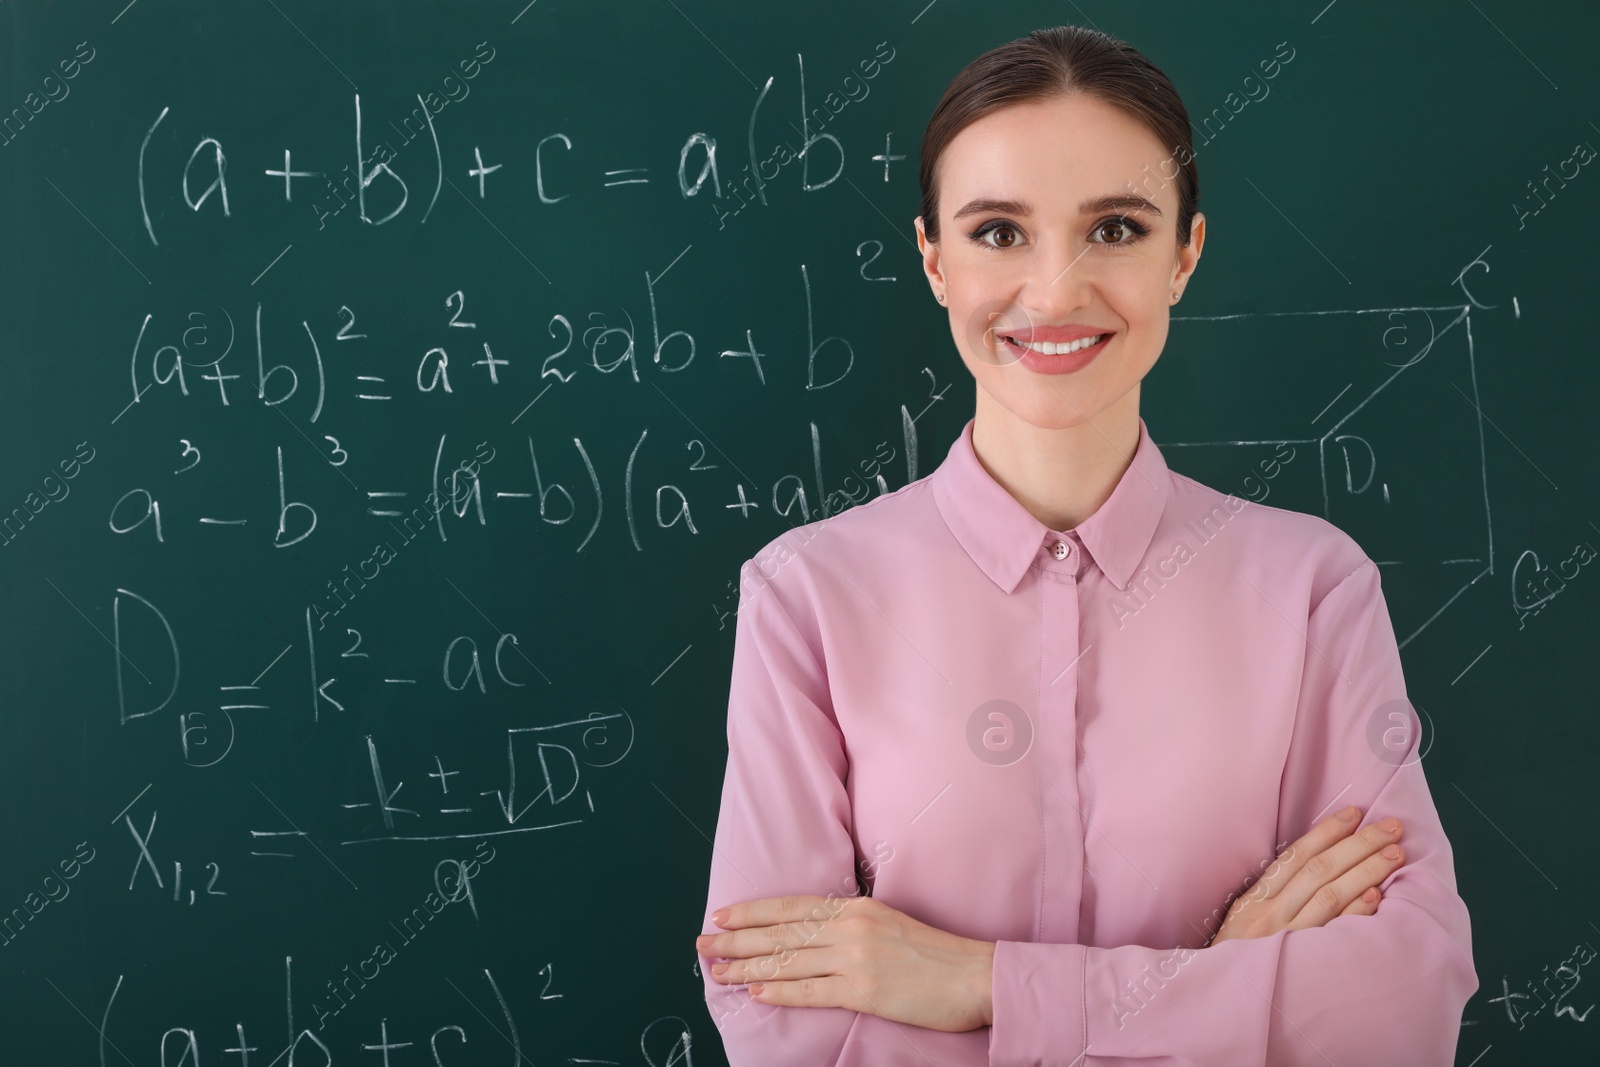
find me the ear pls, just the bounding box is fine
[1171,211,1205,295]
[915,215,946,299]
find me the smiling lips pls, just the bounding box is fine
[996,325,1113,356]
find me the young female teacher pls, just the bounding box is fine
[695,25,1476,1067]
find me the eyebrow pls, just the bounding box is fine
[950,193,1164,220]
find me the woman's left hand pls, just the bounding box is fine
[695,894,996,1033]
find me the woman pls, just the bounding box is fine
[695,25,1476,1066]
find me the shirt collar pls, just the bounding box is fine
[930,416,1172,594]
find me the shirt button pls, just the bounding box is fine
[1051,539,1071,560]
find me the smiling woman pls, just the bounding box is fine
[698,23,1476,1067]
[915,68,1201,461]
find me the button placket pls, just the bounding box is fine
[1036,535,1084,943]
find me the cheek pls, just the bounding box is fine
[1136,317,1171,363]
[1108,259,1169,301]
[1100,265,1172,334]
[1113,310,1170,382]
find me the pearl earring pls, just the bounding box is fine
[936,293,946,304]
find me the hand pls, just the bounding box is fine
[1209,806,1405,946]
[695,894,996,1032]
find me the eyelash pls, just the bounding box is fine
[965,215,1151,251]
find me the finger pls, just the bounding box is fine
[1272,818,1403,919]
[770,894,853,931]
[1338,886,1382,918]
[749,973,858,1011]
[713,943,842,985]
[700,894,851,961]
[1249,806,1367,901]
[699,908,851,962]
[700,924,806,964]
[711,894,843,931]
[1286,842,1405,932]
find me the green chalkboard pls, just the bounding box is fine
[2,0,1597,1063]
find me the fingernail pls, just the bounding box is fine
[1338,806,1359,821]
[749,982,765,997]
[712,908,729,925]
[712,962,728,976]
[1382,844,1401,859]
[1379,817,1401,833]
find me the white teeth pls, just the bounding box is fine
[1006,334,1106,355]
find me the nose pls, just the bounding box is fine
[1024,234,1096,322]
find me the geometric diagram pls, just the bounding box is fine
[1158,304,1490,649]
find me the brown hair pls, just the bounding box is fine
[918,25,1199,247]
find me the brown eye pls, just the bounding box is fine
[1091,216,1150,247]
[1097,220,1132,243]
[968,220,1023,249]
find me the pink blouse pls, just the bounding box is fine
[699,416,1477,1066]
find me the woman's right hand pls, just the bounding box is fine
[1207,806,1405,947]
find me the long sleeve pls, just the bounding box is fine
[698,557,866,1064]
[988,558,1479,1066]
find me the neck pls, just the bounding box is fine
[969,386,1142,531]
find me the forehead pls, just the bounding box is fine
[938,93,1175,215]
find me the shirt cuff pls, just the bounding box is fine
[988,938,1088,1066]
